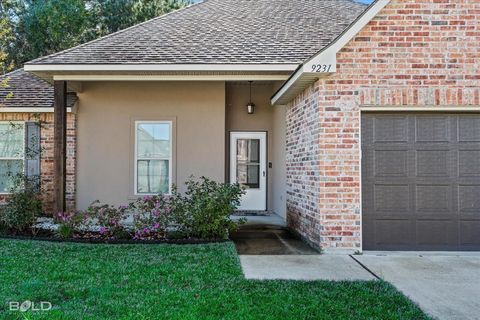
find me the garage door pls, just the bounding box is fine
[362,113,480,251]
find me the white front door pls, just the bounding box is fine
[230,132,267,211]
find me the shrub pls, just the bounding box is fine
[85,201,129,238]
[0,173,42,234]
[175,177,245,239]
[55,211,89,238]
[130,194,179,240]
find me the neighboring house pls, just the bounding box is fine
[13,0,479,252]
[0,69,77,213]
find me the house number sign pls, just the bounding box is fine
[311,64,333,73]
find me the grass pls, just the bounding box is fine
[0,240,429,319]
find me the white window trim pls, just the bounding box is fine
[0,121,26,195]
[134,120,173,196]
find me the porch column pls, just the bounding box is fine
[54,81,67,213]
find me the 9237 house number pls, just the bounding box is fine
[311,64,332,72]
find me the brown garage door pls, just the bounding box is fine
[362,113,480,251]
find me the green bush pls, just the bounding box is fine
[85,201,129,238]
[0,173,43,234]
[39,176,245,241]
[55,211,89,238]
[130,194,181,240]
[175,177,245,239]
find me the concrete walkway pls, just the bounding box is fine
[357,252,480,320]
[232,224,376,281]
[240,255,376,281]
[230,225,318,255]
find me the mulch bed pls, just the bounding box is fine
[0,229,228,245]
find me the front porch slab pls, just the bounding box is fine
[230,224,315,255]
[240,255,376,281]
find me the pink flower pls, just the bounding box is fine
[99,227,109,235]
[153,223,160,230]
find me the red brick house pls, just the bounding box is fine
[0,69,77,213]
[1,0,478,252]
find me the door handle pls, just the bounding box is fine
[263,171,266,177]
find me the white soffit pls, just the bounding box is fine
[271,0,391,106]
[24,64,299,73]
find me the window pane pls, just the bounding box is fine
[137,123,170,158]
[0,160,23,193]
[236,139,259,164]
[137,160,169,194]
[0,123,24,158]
[236,163,260,189]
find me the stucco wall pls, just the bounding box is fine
[286,0,480,252]
[271,104,287,218]
[76,81,225,210]
[226,82,286,215]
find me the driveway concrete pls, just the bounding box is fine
[240,255,376,281]
[356,252,480,320]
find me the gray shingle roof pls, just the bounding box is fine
[27,0,368,65]
[0,69,77,108]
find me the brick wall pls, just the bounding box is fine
[286,0,480,252]
[285,85,322,248]
[0,113,77,214]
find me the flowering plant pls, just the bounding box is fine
[55,210,89,238]
[86,201,129,238]
[130,194,178,240]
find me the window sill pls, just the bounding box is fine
[128,193,173,200]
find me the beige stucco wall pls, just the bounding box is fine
[226,82,286,215]
[272,105,287,218]
[76,81,225,210]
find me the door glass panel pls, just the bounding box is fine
[236,139,260,189]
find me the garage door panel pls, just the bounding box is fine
[373,116,408,143]
[459,221,480,246]
[374,150,408,177]
[373,184,409,213]
[458,150,480,176]
[458,185,480,214]
[416,220,458,246]
[415,116,450,143]
[415,185,452,214]
[458,116,480,142]
[416,150,450,177]
[374,220,415,247]
[362,113,480,251]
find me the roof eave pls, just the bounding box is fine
[271,0,391,106]
[24,63,299,73]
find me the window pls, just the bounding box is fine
[0,122,25,193]
[135,121,172,195]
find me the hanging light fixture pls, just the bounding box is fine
[246,81,255,114]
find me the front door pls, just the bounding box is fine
[230,132,267,211]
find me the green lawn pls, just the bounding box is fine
[0,240,429,319]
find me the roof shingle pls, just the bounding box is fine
[0,69,77,109]
[27,0,368,65]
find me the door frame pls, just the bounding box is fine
[228,131,268,211]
